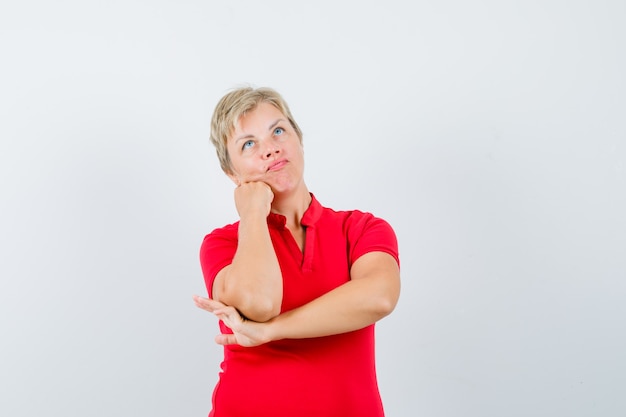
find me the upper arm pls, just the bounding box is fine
[346,212,401,315]
[199,226,237,299]
[211,265,229,303]
[350,251,401,315]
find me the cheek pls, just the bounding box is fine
[297,147,305,162]
[230,158,266,182]
[227,151,248,172]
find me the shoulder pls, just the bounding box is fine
[321,206,398,266]
[200,221,240,253]
[309,196,398,259]
[204,221,240,239]
[344,210,396,244]
[321,205,394,235]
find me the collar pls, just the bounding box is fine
[267,193,323,229]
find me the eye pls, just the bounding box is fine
[242,140,255,150]
[273,127,284,136]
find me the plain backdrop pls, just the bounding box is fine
[1,1,625,416]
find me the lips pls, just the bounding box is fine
[268,159,288,171]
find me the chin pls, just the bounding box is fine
[269,184,295,195]
[269,178,303,195]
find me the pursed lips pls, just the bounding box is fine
[267,159,288,172]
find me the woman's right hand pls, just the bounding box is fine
[233,181,274,220]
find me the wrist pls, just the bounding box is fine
[265,315,284,343]
[239,210,269,225]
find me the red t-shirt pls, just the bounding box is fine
[199,194,399,417]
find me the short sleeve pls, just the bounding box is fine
[199,223,239,298]
[347,212,399,268]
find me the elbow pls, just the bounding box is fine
[371,284,400,320]
[216,278,282,322]
[237,294,281,322]
[372,296,397,319]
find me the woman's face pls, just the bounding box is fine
[226,102,305,194]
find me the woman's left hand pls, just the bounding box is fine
[193,295,273,347]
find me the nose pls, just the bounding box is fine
[262,143,280,159]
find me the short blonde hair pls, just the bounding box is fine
[210,86,303,175]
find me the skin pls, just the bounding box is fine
[194,101,401,345]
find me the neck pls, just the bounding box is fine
[270,184,312,229]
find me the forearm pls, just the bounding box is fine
[218,214,282,321]
[197,252,400,347]
[267,272,399,340]
[193,275,397,348]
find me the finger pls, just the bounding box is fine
[215,334,238,346]
[192,294,209,303]
[193,295,217,307]
[215,311,240,329]
[192,295,225,312]
[213,307,238,316]
[192,295,212,311]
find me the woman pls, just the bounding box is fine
[193,86,401,417]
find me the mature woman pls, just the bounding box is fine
[193,86,401,417]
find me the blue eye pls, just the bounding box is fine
[274,127,284,136]
[242,140,254,150]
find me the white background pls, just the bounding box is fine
[1,1,625,416]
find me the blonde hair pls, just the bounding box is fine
[210,86,303,175]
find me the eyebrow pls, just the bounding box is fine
[234,118,287,143]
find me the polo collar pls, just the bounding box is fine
[266,193,322,229]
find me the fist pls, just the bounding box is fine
[234,182,274,219]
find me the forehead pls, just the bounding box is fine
[231,102,285,138]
